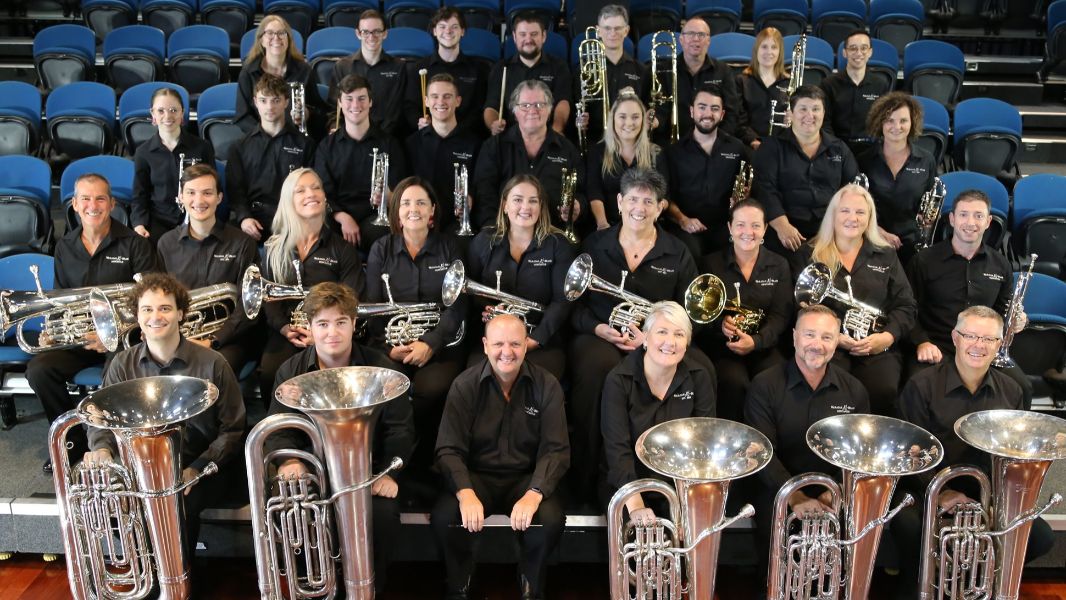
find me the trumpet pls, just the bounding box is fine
[370,147,391,227]
[576,26,608,155]
[242,260,309,330]
[442,260,543,330]
[89,283,240,352]
[559,167,579,244]
[729,160,754,209]
[649,30,679,142]
[454,162,473,237]
[768,35,807,135]
[174,152,200,213]
[564,253,652,334]
[290,82,307,135]
[993,253,1036,369]
[795,262,884,339]
[914,176,947,251]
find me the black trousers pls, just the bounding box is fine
[258,330,301,408]
[710,346,784,423]
[26,347,109,457]
[392,345,466,471]
[183,458,235,561]
[831,349,903,416]
[430,471,565,596]
[905,350,1035,410]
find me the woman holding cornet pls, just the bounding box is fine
[735,27,790,149]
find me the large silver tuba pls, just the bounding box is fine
[49,376,220,600]
[649,31,679,142]
[246,366,410,600]
[795,262,884,339]
[369,148,391,227]
[768,34,807,135]
[992,253,1036,369]
[608,417,772,599]
[442,260,543,330]
[242,260,309,330]
[576,26,609,155]
[768,414,944,600]
[454,162,473,237]
[914,176,947,251]
[918,410,1066,600]
[564,253,653,335]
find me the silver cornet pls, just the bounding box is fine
[993,253,1036,369]
[370,147,390,227]
[914,176,947,251]
[454,162,473,237]
[794,262,884,339]
[564,253,652,335]
[442,260,543,331]
[289,82,307,135]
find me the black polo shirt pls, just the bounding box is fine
[466,229,576,347]
[744,359,870,491]
[226,123,315,226]
[54,219,159,288]
[586,141,669,227]
[235,57,320,134]
[132,131,215,229]
[436,358,570,497]
[313,124,408,221]
[670,56,745,139]
[577,52,650,142]
[364,231,467,353]
[906,241,1012,351]
[820,70,892,141]
[403,51,489,135]
[329,50,408,137]
[483,53,573,115]
[666,131,751,229]
[571,224,698,334]
[857,143,937,244]
[601,348,716,492]
[472,126,584,229]
[157,220,259,345]
[735,71,790,145]
[752,129,859,233]
[699,246,793,351]
[404,124,481,231]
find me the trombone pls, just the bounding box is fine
[577,26,609,155]
[768,34,807,135]
[649,31,679,142]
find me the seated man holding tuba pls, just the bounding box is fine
[268,281,416,594]
[82,273,246,567]
[432,313,569,600]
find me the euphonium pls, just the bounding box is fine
[649,31,679,142]
[918,410,1066,600]
[564,253,653,335]
[90,283,240,352]
[992,253,1036,369]
[577,26,609,155]
[442,260,543,330]
[795,262,884,339]
[768,35,807,135]
[454,162,473,237]
[559,167,579,244]
[290,82,307,135]
[50,376,220,600]
[729,160,754,209]
[608,418,772,599]
[769,414,944,600]
[246,366,410,600]
[914,176,947,251]
[242,260,309,330]
[370,147,391,227]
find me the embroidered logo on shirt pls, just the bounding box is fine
[904,167,927,175]
[624,73,640,81]
[527,258,553,267]
[649,265,674,276]
[452,151,473,161]
[213,253,237,262]
[538,75,555,84]
[828,155,844,163]
[428,262,450,272]
[546,155,567,165]
[379,70,400,79]
[720,152,740,161]
[866,264,889,274]
[283,146,302,155]
[983,272,1004,282]
[829,402,857,414]
[312,256,338,267]
[524,404,540,417]
[673,390,694,401]
[105,255,129,264]
[755,277,778,287]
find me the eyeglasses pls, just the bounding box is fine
[358,28,385,38]
[515,102,549,111]
[680,31,710,40]
[261,30,288,39]
[846,44,872,53]
[152,107,181,116]
[954,330,1002,346]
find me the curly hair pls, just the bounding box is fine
[865,91,924,141]
[131,273,192,316]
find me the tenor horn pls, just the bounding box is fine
[795,262,884,339]
[608,417,772,599]
[49,376,220,600]
[442,260,544,325]
[564,253,653,333]
[246,366,411,600]
[685,274,764,335]
[242,260,309,330]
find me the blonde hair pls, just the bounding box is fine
[265,168,324,283]
[743,27,787,80]
[642,301,692,347]
[809,184,891,275]
[602,91,659,177]
[491,174,558,245]
[245,15,306,66]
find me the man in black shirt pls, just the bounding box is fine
[328,9,408,138]
[28,173,158,473]
[227,73,315,242]
[432,314,569,600]
[820,30,891,155]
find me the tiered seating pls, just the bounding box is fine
[952,98,1022,185]
[812,0,866,50]
[629,0,683,41]
[384,0,440,29]
[754,0,810,36]
[46,81,116,159]
[33,24,96,91]
[0,82,42,157]
[903,39,965,107]
[118,81,189,152]
[167,24,230,98]
[1012,174,1066,279]
[140,0,197,39]
[0,156,52,258]
[685,0,743,35]
[103,25,167,92]
[868,0,924,55]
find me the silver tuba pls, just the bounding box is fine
[370,148,391,227]
[366,273,450,347]
[49,376,220,600]
[454,162,473,237]
[246,366,410,600]
[795,262,884,339]
[242,260,309,330]
[768,414,944,600]
[442,260,543,330]
[992,253,1036,369]
[918,410,1066,600]
[290,82,307,135]
[649,31,679,143]
[914,176,947,252]
[576,26,609,155]
[768,34,807,135]
[608,417,772,599]
[564,253,653,335]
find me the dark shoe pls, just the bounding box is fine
[444,576,471,600]
[0,396,15,430]
[42,459,52,475]
[518,574,541,600]
[1044,368,1066,409]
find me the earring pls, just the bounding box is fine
[760,238,765,245]
[728,235,733,243]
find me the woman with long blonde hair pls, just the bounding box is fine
[735,27,790,148]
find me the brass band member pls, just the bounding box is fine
[258,168,364,406]
[82,273,246,565]
[792,184,917,415]
[820,29,892,155]
[698,199,792,422]
[432,314,569,600]
[857,92,937,265]
[600,301,715,513]
[29,173,159,474]
[735,27,790,149]
[235,15,321,135]
[268,282,415,595]
[891,306,1053,600]
[466,175,576,380]
[157,163,259,371]
[744,304,870,575]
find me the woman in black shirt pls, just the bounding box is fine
[735,27,790,148]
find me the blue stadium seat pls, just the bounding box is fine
[1021,273,1066,326]
[33,24,97,91]
[913,95,948,166]
[837,37,899,91]
[903,40,965,107]
[504,0,560,32]
[73,366,105,389]
[0,253,55,367]
[0,82,42,156]
[753,0,810,37]
[1010,273,1066,384]
[443,0,501,32]
[167,25,231,100]
[570,30,635,67]
[323,0,379,28]
[1043,0,1066,79]
[104,25,166,93]
[118,82,190,153]
[706,32,755,64]
[263,0,321,40]
[385,0,440,30]
[305,27,360,90]
[45,81,116,159]
[81,0,138,41]
[629,0,683,41]
[952,98,1022,184]
[784,34,834,86]
[869,0,924,56]
[504,30,567,61]
[1011,174,1066,279]
[383,27,436,60]
[201,0,257,52]
[240,28,305,62]
[812,0,867,51]
[462,27,502,63]
[215,158,231,223]
[138,0,196,40]
[938,170,1010,248]
[0,156,52,258]
[197,83,244,161]
[60,155,136,229]
[637,31,682,63]
[685,0,742,35]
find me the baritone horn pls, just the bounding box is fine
[564,253,653,334]
[577,26,608,155]
[768,414,943,600]
[918,410,1066,600]
[649,31,679,142]
[50,376,220,600]
[246,366,410,600]
[442,260,543,329]
[242,260,309,330]
[914,176,947,251]
[794,262,884,339]
[608,418,772,599]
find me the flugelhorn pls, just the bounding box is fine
[768,35,807,135]
[649,31,679,142]
[992,253,1036,369]
[242,260,309,330]
[729,160,754,209]
[290,82,307,135]
[246,366,410,600]
[454,162,473,237]
[608,418,772,599]
[794,262,884,339]
[918,410,1066,600]
[442,260,543,329]
[559,167,579,244]
[370,147,391,227]
[768,414,943,600]
[50,376,220,600]
[914,176,947,251]
[564,253,653,334]
[89,283,240,352]
[577,26,608,155]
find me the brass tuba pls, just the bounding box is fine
[576,26,609,155]
[914,176,947,251]
[769,414,944,600]
[918,410,1066,600]
[649,31,679,142]
[442,260,543,329]
[242,260,309,330]
[564,253,653,335]
[608,417,772,599]
[245,366,410,600]
[992,253,1036,369]
[49,376,220,600]
[795,262,884,339]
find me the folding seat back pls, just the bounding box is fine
[462,27,503,65]
[45,81,116,159]
[784,34,835,87]
[903,40,965,107]
[323,0,379,28]
[1011,174,1066,280]
[0,82,42,156]
[913,95,949,165]
[628,0,683,42]
[197,83,244,160]
[167,25,231,99]
[754,0,811,37]
[103,25,167,93]
[869,0,925,56]
[0,156,52,257]
[383,27,437,61]
[138,0,197,39]
[306,27,360,90]
[33,24,97,91]
[263,0,321,40]
[443,0,501,32]
[201,0,257,52]
[504,0,561,32]
[812,0,867,51]
[385,0,440,30]
[685,0,742,35]
[952,98,1022,181]
[81,0,138,41]
[118,82,190,152]
[706,32,755,69]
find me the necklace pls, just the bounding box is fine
[623,233,655,259]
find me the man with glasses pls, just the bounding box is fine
[820,30,891,155]
[329,9,408,137]
[483,11,573,136]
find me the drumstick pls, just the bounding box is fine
[499,66,508,119]
[418,68,428,121]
